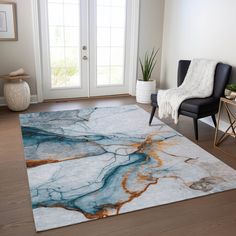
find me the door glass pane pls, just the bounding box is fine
[48,0,81,88]
[96,0,126,86]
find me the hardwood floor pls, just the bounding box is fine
[0,96,236,236]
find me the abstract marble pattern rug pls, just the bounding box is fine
[20,105,236,231]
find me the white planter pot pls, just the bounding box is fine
[224,89,231,97]
[136,80,156,104]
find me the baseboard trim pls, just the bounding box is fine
[43,94,132,103]
[200,117,229,133]
[0,95,38,107]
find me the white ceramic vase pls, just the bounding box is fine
[224,89,231,97]
[4,80,30,111]
[136,80,156,104]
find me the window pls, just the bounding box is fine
[96,0,126,86]
[48,0,81,88]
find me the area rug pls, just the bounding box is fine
[20,105,236,231]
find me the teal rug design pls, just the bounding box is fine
[20,105,236,231]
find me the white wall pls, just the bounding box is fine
[138,0,164,87]
[161,0,236,89]
[0,0,37,96]
[0,0,165,98]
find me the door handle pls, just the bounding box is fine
[82,46,87,50]
[83,56,88,60]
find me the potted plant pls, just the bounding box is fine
[136,48,159,104]
[225,84,236,99]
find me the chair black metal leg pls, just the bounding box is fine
[211,114,217,127]
[149,106,156,126]
[193,118,199,140]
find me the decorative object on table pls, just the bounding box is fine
[214,97,236,157]
[0,2,17,41]
[226,84,236,92]
[224,88,231,97]
[225,84,236,99]
[136,48,159,104]
[20,105,236,232]
[149,60,232,140]
[9,68,25,76]
[0,69,30,111]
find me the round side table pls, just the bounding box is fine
[0,74,31,111]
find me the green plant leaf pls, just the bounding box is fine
[139,48,159,81]
[226,84,236,92]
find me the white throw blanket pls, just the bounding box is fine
[157,59,218,124]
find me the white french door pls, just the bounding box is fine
[39,0,137,100]
[90,0,128,96]
[40,0,89,99]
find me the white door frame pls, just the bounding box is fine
[127,0,140,96]
[31,0,139,101]
[31,0,43,102]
